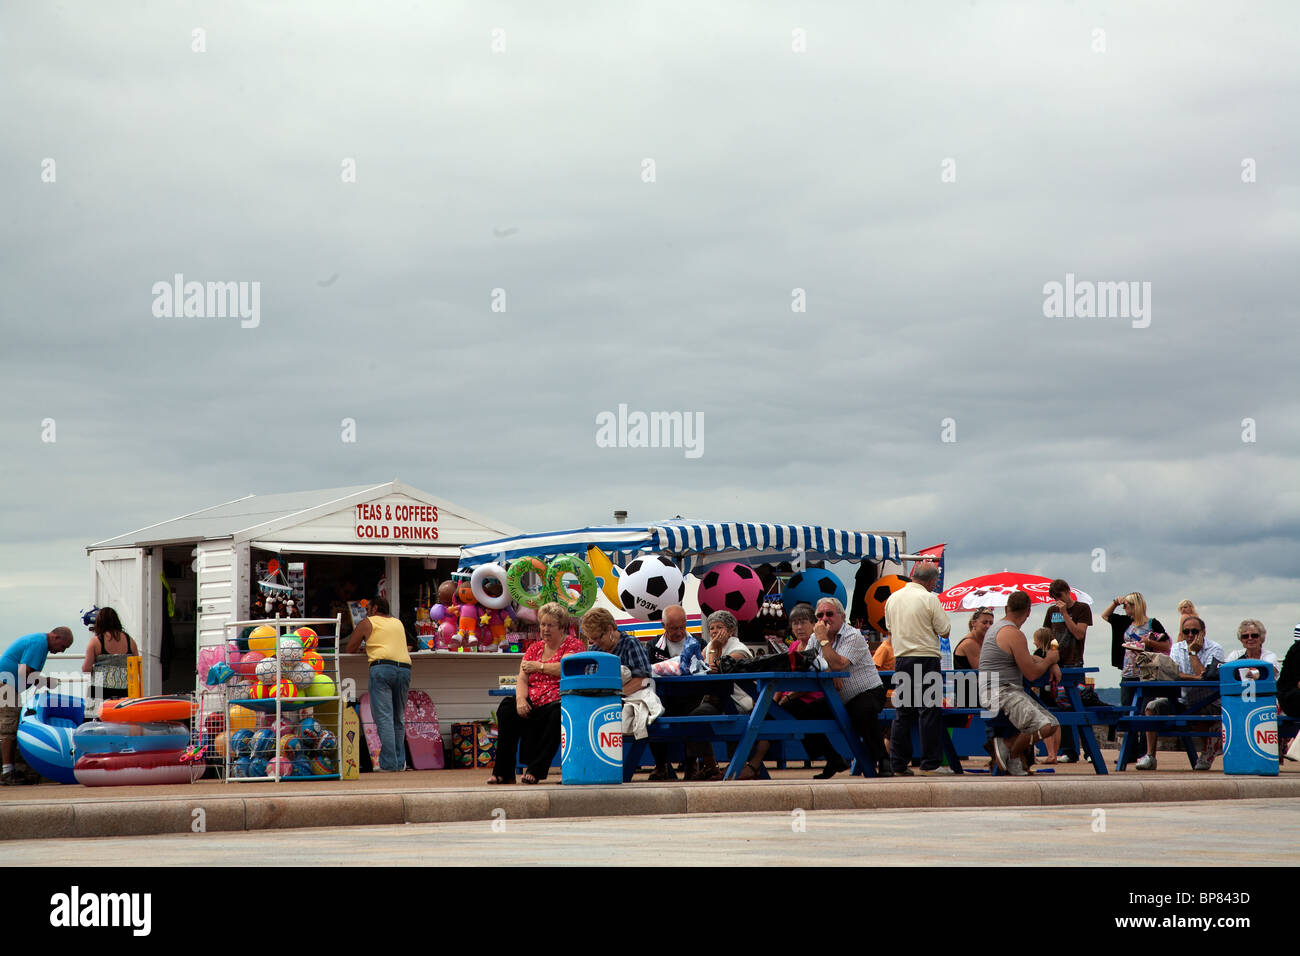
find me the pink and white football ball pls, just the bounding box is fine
[696,562,764,621]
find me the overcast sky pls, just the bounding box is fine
[3,2,1298,683]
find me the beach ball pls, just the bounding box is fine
[617,555,686,622]
[310,752,338,775]
[232,756,251,778]
[252,680,296,699]
[237,626,255,652]
[203,711,225,738]
[233,650,265,678]
[696,562,764,621]
[272,718,297,738]
[255,658,282,685]
[280,736,305,759]
[781,569,848,616]
[248,625,279,654]
[865,574,912,636]
[212,732,228,757]
[306,674,336,698]
[277,636,303,665]
[317,730,337,754]
[252,729,277,757]
[290,758,314,777]
[249,757,269,778]
[289,662,316,689]
[302,651,324,675]
[299,718,324,742]
[230,729,254,757]
[229,705,258,731]
[267,757,292,778]
[294,627,318,651]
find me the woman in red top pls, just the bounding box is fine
[488,602,584,785]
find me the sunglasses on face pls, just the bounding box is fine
[1241,633,1261,640]
[815,611,838,619]
[1182,628,1202,636]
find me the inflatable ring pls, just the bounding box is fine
[547,556,598,616]
[506,557,554,610]
[470,563,513,610]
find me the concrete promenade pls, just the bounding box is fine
[3,753,1299,842]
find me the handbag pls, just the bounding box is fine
[718,646,818,674]
[1136,652,1179,682]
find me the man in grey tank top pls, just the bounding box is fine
[978,590,1061,775]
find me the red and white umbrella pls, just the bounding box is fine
[937,572,1092,613]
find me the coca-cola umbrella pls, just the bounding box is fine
[937,572,1093,613]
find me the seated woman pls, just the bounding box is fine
[1029,628,1064,763]
[81,607,140,700]
[738,603,818,779]
[686,610,754,781]
[953,608,993,670]
[488,602,583,785]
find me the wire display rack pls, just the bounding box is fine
[194,616,344,783]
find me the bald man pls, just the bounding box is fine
[647,606,704,780]
[2,627,75,785]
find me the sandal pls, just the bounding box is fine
[521,773,539,785]
[647,766,678,781]
[486,775,514,785]
[689,766,725,782]
[737,763,761,781]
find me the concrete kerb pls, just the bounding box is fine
[4,776,1300,841]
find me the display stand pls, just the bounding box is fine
[201,616,344,783]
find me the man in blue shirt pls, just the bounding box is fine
[2,628,75,785]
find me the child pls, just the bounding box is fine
[1030,628,1064,763]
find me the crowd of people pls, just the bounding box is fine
[4,580,1297,787]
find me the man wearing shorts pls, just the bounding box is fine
[2,627,75,785]
[979,591,1060,776]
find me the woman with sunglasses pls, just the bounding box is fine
[1224,620,1278,681]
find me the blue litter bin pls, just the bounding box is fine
[560,651,623,785]
[1220,659,1279,776]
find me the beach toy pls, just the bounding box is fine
[249,757,269,778]
[15,693,86,785]
[272,717,297,738]
[781,568,848,616]
[470,563,513,610]
[267,757,292,778]
[290,758,314,777]
[302,651,324,675]
[277,637,303,665]
[99,696,195,724]
[317,730,337,754]
[280,736,305,759]
[586,546,625,610]
[299,718,324,741]
[205,663,236,686]
[255,659,282,685]
[547,556,598,616]
[232,756,251,778]
[212,732,228,758]
[619,556,686,622]
[294,627,318,651]
[251,729,277,757]
[236,626,255,652]
[865,574,912,635]
[252,680,296,699]
[306,674,336,698]
[73,721,191,757]
[696,562,764,621]
[288,662,316,689]
[506,557,554,610]
[229,729,254,757]
[310,752,337,775]
[74,749,194,787]
[229,705,258,731]
[232,650,265,678]
[247,625,279,654]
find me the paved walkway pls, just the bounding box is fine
[10,798,1300,865]
[3,749,1298,841]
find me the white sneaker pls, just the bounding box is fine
[1195,755,1213,771]
[1135,754,1157,770]
[920,766,955,776]
[1007,757,1029,776]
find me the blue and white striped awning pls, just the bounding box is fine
[458,521,901,573]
